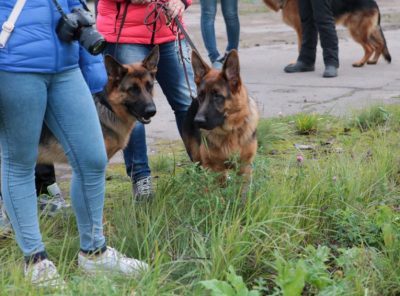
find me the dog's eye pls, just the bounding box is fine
[214,94,225,105]
[128,84,141,95]
[146,81,153,92]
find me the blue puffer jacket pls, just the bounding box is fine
[79,47,107,94]
[0,0,81,73]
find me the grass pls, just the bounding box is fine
[1,105,400,295]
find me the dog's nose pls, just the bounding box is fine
[194,113,206,125]
[144,105,156,118]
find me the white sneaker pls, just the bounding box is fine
[78,246,148,276]
[24,259,66,289]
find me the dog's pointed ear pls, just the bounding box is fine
[104,54,128,82]
[143,45,159,74]
[191,50,210,85]
[222,50,241,93]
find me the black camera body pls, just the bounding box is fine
[56,7,106,55]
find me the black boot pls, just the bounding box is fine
[284,61,315,73]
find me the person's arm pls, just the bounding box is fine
[79,47,107,94]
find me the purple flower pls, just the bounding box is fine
[297,155,304,163]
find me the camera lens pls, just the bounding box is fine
[79,27,107,55]
[90,39,107,55]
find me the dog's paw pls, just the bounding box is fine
[352,62,365,68]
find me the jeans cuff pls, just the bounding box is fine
[80,243,107,256]
[24,250,48,264]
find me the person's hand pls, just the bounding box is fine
[130,0,151,4]
[166,0,185,19]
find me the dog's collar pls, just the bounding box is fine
[93,90,114,112]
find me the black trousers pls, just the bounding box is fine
[35,164,56,196]
[298,0,339,67]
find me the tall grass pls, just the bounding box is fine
[1,105,400,295]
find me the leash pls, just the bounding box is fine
[114,0,199,100]
[145,0,199,100]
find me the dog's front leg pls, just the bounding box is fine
[238,164,253,204]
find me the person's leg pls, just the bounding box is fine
[297,0,318,65]
[310,0,339,68]
[44,68,108,252]
[156,41,194,138]
[45,68,148,274]
[122,123,150,182]
[221,0,240,53]
[0,71,47,257]
[200,0,220,63]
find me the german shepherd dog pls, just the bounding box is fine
[37,46,159,164]
[263,0,392,67]
[183,50,259,185]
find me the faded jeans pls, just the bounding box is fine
[0,68,108,256]
[200,0,240,63]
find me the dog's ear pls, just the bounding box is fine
[191,50,210,85]
[222,50,241,93]
[104,54,128,82]
[143,45,159,74]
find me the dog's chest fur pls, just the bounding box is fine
[199,97,258,165]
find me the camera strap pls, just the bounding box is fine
[51,0,91,19]
[0,0,27,48]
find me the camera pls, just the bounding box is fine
[56,7,106,55]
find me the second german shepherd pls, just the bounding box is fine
[183,50,259,183]
[37,46,160,164]
[263,0,392,67]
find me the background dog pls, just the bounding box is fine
[183,50,259,183]
[263,0,392,67]
[38,46,159,164]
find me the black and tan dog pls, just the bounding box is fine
[38,46,159,164]
[183,50,259,184]
[263,0,391,67]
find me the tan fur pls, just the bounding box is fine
[37,47,159,164]
[263,0,389,67]
[184,50,259,184]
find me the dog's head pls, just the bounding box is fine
[104,46,159,124]
[191,49,243,130]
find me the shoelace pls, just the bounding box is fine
[27,260,58,282]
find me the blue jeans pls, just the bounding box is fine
[0,69,108,256]
[104,41,194,181]
[200,0,240,63]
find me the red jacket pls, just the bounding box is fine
[97,0,192,45]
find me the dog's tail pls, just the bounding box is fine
[378,9,392,63]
